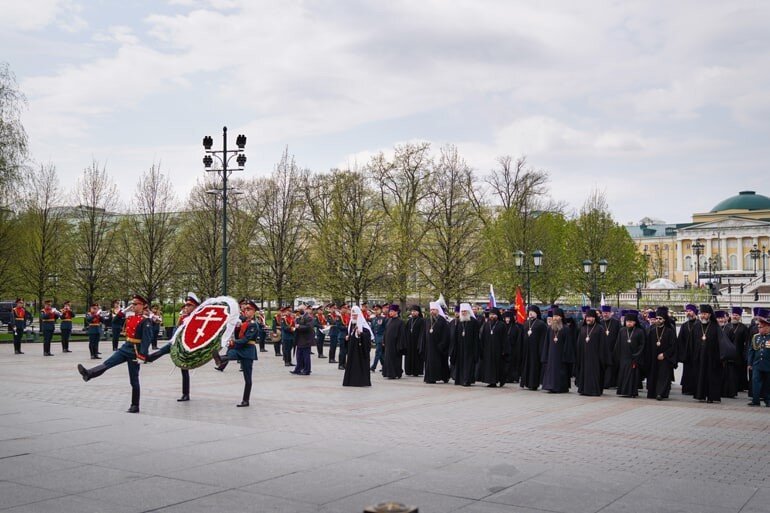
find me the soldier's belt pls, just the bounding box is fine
[248,341,257,345]
[43,319,56,322]
[89,323,101,327]
[127,337,141,344]
[15,317,24,320]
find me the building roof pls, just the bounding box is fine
[626,222,691,238]
[711,191,770,213]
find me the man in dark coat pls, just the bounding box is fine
[382,304,405,379]
[716,310,738,398]
[576,309,608,396]
[599,305,621,388]
[422,301,451,384]
[450,303,479,386]
[678,304,699,395]
[520,305,547,391]
[728,306,750,392]
[404,305,425,376]
[290,307,315,375]
[615,310,645,398]
[693,304,723,403]
[541,308,575,393]
[646,307,677,400]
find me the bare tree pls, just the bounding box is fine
[71,160,119,306]
[370,142,432,306]
[0,62,28,193]
[251,148,308,306]
[17,163,69,308]
[120,163,178,303]
[418,145,482,304]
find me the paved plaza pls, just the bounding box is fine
[1,341,768,513]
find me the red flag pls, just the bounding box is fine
[515,287,526,324]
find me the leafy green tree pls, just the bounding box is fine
[566,189,642,306]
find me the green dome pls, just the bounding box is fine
[711,191,770,212]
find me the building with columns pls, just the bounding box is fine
[627,191,770,290]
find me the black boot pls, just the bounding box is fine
[178,370,190,401]
[214,355,229,372]
[78,363,108,382]
[237,383,252,407]
[127,388,140,413]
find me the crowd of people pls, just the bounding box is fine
[9,294,770,413]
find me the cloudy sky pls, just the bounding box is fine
[3,0,769,224]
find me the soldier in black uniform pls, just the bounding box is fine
[11,298,30,354]
[39,300,59,356]
[59,301,75,353]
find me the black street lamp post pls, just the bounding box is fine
[635,279,642,310]
[582,258,608,307]
[763,245,768,283]
[692,240,704,287]
[202,127,247,296]
[514,249,543,306]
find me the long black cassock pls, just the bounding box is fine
[720,323,738,399]
[478,318,509,386]
[645,324,677,399]
[342,327,372,387]
[450,316,479,386]
[600,316,622,388]
[677,317,698,395]
[520,317,547,390]
[504,321,523,384]
[421,315,450,384]
[404,315,425,376]
[575,321,609,396]
[693,320,722,402]
[615,326,645,397]
[382,316,406,379]
[728,320,750,391]
[541,324,575,393]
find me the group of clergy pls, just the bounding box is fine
[376,300,761,403]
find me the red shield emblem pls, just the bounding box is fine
[182,305,229,352]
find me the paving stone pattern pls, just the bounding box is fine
[0,341,768,512]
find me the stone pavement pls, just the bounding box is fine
[0,341,768,513]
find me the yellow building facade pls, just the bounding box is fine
[628,191,770,287]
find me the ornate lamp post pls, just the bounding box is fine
[514,249,543,306]
[582,258,608,307]
[202,127,246,296]
[635,279,642,310]
[692,240,704,287]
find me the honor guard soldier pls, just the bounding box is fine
[11,298,30,354]
[77,294,154,413]
[59,301,74,352]
[39,300,59,356]
[145,292,201,402]
[747,308,770,407]
[110,300,125,351]
[85,303,104,359]
[214,300,260,407]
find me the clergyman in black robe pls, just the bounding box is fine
[717,311,738,399]
[343,306,372,387]
[382,305,405,379]
[599,306,621,388]
[520,305,547,391]
[404,306,425,377]
[450,303,479,387]
[678,304,699,395]
[422,302,451,384]
[477,308,509,387]
[645,308,677,400]
[576,309,608,396]
[541,308,576,393]
[693,304,723,403]
[502,310,523,384]
[615,311,645,398]
[728,307,750,392]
